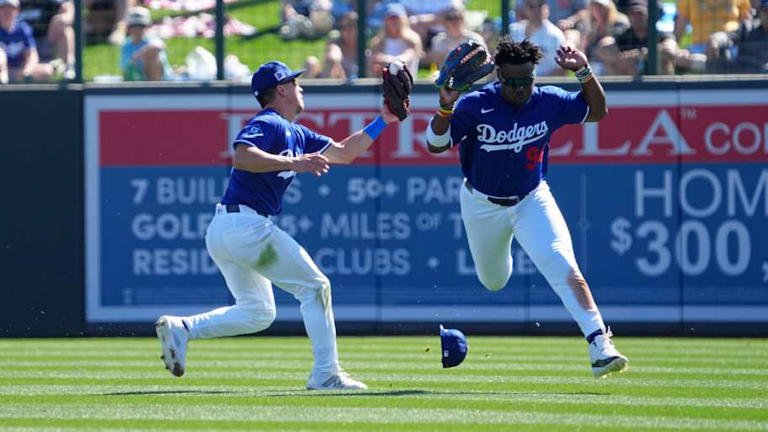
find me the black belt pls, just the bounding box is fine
[465,182,525,207]
[224,204,269,217]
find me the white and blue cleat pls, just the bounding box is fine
[588,329,629,378]
[155,315,189,377]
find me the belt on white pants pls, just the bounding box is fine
[216,203,269,217]
[464,179,529,207]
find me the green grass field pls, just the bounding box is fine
[1,336,767,431]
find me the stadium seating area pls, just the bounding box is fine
[1,0,766,83]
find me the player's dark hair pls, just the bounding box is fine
[494,37,544,66]
[256,87,277,108]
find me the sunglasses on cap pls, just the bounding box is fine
[499,74,535,87]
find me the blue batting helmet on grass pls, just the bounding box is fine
[440,325,468,368]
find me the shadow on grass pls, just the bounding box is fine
[269,389,612,398]
[100,390,241,396]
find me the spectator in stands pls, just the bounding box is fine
[0,0,60,83]
[19,0,74,75]
[280,0,333,40]
[85,0,136,45]
[509,0,566,76]
[708,0,768,73]
[560,0,628,74]
[731,0,768,71]
[120,6,172,81]
[548,0,588,25]
[674,0,752,54]
[592,0,681,74]
[368,3,422,75]
[424,5,484,69]
[398,0,463,42]
[322,10,358,79]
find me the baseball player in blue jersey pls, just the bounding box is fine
[426,37,629,378]
[155,60,399,390]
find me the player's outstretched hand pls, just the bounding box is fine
[292,153,330,176]
[555,44,588,71]
[439,87,461,108]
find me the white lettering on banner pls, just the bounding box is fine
[611,218,753,277]
[393,113,437,158]
[635,171,673,218]
[727,169,768,217]
[704,122,768,156]
[284,178,302,204]
[315,248,410,275]
[132,213,213,240]
[131,178,150,204]
[320,212,411,240]
[636,169,768,218]
[633,110,694,156]
[477,122,549,152]
[156,177,228,205]
[449,213,464,239]
[133,248,218,275]
[406,177,462,204]
[680,169,722,218]
[577,122,630,156]
[615,168,765,277]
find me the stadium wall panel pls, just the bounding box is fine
[2,79,767,336]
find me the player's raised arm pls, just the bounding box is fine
[322,103,400,164]
[426,87,461,154]
[426,40,495,154]
[555,44,607,122]
[323,61,412,165]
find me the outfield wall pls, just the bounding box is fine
[2,79,768,336]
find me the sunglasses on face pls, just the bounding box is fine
[499,75,535,88]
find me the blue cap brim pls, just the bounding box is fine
[278,69,305,84]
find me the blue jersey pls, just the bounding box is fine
[221,109,332,215]
[449,83,589,197]
[0,21,36,69]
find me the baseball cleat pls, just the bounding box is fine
[306,371,368,390]
[588,328,629,378]
[155,315,189,377]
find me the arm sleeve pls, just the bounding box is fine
[448,97,475,148]
[299,124,333,154]
[233,120,277,151]
[553,87,590,125]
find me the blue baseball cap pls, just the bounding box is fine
[440,325,468,368]
[383,2,407,18]
[251,61,305,98]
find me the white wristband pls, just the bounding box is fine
[426,125,451,148]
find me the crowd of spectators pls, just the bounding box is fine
[2,0,767,84]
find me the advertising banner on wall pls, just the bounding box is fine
[85,89,768,323]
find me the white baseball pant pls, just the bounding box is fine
[460,179,606,337]
[181,204,340,377]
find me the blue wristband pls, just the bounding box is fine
[363,115,387,140]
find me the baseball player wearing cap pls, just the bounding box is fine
[426,37,628,378]
[155,60,400,390]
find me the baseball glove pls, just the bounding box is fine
[435,40,494,92]
[382,60,414,121]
